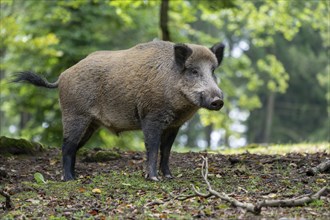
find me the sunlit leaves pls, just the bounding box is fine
[0,16,20,46]
[246,74,263,92]
[199,109,226,128]
[30,34,60,56]
[238,94,262,110]
[256,55,289,93]
[108,0,159,26]
[47,6,72,24]
[57,0,89,9]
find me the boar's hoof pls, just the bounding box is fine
[149,176,160,181]
[63,175,75,182]
[145,173,160,181]
[164,174,174,179]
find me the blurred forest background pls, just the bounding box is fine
[0,0,329,150]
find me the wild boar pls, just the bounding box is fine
[14,40,225,181]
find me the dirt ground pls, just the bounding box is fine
[0,148,329,219]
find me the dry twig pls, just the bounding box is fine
[190,156,328,215]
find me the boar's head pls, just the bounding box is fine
[174,43,225,111]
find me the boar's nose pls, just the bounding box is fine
[210,97,224,110]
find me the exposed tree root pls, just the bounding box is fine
[0,189,14,210]
[307,159,330,176]
[186,157,328,215]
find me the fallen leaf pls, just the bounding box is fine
[159,213,168,218]
[26,198,40,204]
[289,163,297,167]
[262,193,277,199]
[34,172,47,184]
[316,178,326,183]
[49,159,57,165]
[89,209,99,216]
[92,188,102,194]
[122,183,131,186]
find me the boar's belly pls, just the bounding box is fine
[97,109,141,134]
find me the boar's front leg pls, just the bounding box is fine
[142,120,163,181]
[160,127,179,179]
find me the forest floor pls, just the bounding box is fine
[0,145,329,219]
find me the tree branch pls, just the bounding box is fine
[189,156,328,215]
[256,186,328,208]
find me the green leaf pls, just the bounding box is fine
[34,172,47,184]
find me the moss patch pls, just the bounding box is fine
[0,136,44,155]
[80,149,122,162]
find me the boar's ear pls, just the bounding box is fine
[210,43,225,66]
[174,43,193,71]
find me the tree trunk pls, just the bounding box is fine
[160,0,171,41]
[19,111,31,130]
[0,72,4,134]
[205,123,213,149]
[263,92,275,143]
[185,115,199,148]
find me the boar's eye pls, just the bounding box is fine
[191,68,199,76]
[211,66,215,74]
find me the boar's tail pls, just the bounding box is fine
[13,71,59,89]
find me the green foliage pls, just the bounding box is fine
[0,0,328,149]
[247,23,329,143]
[310,199,324,207]
[0,0,158,147]
[256,55,288,93]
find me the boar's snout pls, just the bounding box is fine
[210,97,224,110]
[201,89,224,111]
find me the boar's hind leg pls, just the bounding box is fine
[160,127,179,179]
[62,117,98,181]
[142,121,163,181]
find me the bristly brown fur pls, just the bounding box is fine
[16,40,225,181]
